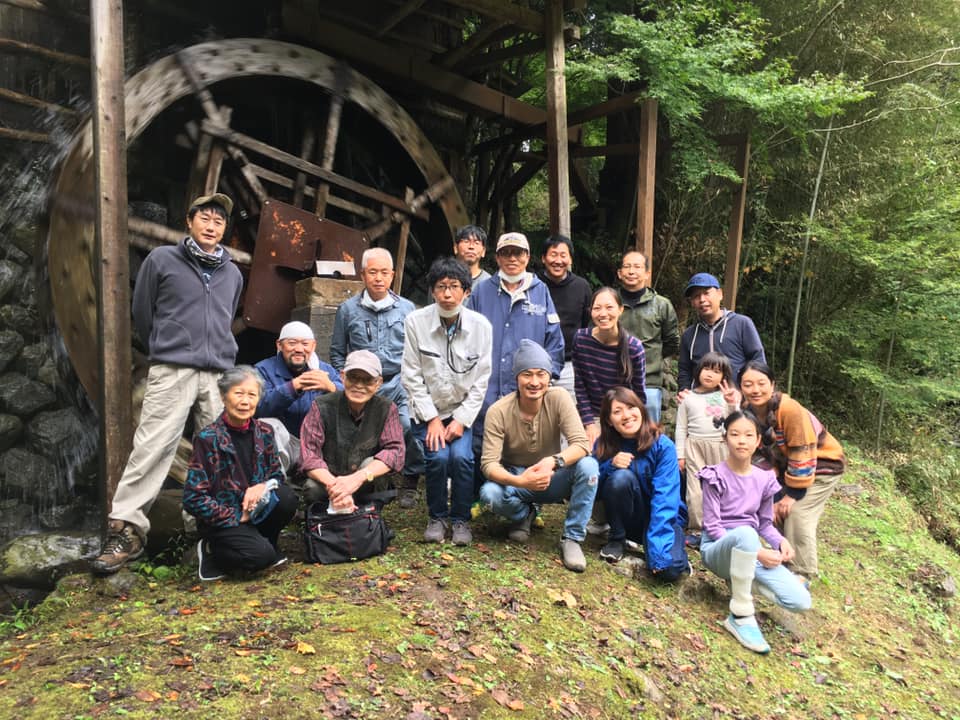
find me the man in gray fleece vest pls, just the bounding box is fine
[91,193,244,574]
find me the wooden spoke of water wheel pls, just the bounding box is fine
[47,38,468,404]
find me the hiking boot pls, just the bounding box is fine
[507,506,535,543]
[600,540,625,563]
[723,614,770,654]
[451,521,472,546]
[398,487,419,509]
[424,517,448,543]
[560,538,586,573]
[90,520,144,574]
[197,540,226,582]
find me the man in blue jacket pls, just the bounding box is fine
[255,321,342,471]
[677,272,766,400]
[91,193,244,574]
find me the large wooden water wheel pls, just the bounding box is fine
[47,38,468,400]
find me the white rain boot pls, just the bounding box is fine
[724,547,770,654]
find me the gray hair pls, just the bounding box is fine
[361,247,394,270]
[217,365,265,397]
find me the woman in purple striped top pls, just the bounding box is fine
[572,287,646,447]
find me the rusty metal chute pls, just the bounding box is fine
[47,38,468,401]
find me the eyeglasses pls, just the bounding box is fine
[344,372,379,387]
[434,283,463,294]
[620,264,646,271]
[497,248,528,258]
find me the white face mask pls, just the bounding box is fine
[437,303,461,319]
[500,271,525,284]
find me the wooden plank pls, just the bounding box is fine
[292,122,316,207]
[0,0,88,23]
[0,126,49,142]
[440,0,544,34]
[0,87,80,115]
[544,0,570,237]
[246,163,380,221]
[90,0,132,514]
[635,98,657,274]
[364,176,455,240]
[315,63,350,217]
[0,37,89,66]
[200,119,430,221]
[392,188,414,294]
[457,37,545,74]
[724,135,750,311]
[376,0,426,38]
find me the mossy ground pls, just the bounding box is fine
[1,450,958,719]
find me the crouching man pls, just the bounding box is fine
[480,339,599,572]
[299,350,405,511]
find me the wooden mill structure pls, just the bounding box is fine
[0,0,750,501]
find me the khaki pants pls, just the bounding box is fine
[683,436,727,532]
[782,472,841,578]
[110,364,222,537]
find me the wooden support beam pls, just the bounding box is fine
[315,63,350,218]
[200,119,430,220]
[544,0,570,237]
[90,0,132,517]
[634,98,657,273]
[392,188,414,294]
[724,135,750,311]
[0,126,49,142]
[441,0,545,34]
[363,176,455,241]
[281,13,568,130]
[493,158,544,203]
[376,0,426,38]
[292,122,316,207]
[569,157,595,213]
[436,20,509,69]
[0,86,80,115]
[0,37,89,66]
[457,37,545,74]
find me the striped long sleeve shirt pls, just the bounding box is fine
[571,328,646,426]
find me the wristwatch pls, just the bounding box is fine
[552,454,565,470]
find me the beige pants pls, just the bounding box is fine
[110,364,222,537]
[683,436,727,532]
[781,472,841,578]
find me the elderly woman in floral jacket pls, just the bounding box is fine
[183,366,297,581]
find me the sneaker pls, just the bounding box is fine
[197,540,226,582]
[507,506,535,543]
[560,538,586,573]
[586,520,610,537]
[451,521,472,546]
[398,487,418,509]
[723,614,771,654]
[424,517,448,543]
[90,520,144,574]
[269,555,288,570]
[599,540,625,563]
[685,533,701,549]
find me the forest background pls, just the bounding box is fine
[507,0,960,549]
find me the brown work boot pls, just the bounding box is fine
[90,520,144,574]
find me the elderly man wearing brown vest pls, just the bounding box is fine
[299,350,405,511]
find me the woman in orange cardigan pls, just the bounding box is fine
[738,361,845,580]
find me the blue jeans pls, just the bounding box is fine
[701,526,811,612]
[644,386,663,424]
[412,421,474,523]
[479,457,599,541]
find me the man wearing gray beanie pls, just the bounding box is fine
[479,339,599,572]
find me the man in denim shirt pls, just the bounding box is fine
[330,248,424,506]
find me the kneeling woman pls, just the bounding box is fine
[183,366,298,580]
[594,387,689,579]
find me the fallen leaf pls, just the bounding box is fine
[296,641,316,655]
[134,689,162,703]
[234,649,256,657]
[168,658,194,668]
[288,665,307,675]
[178,607,198,616]
[491,688,524,710]
[546,588,578,608]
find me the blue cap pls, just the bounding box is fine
[684,272,721,297]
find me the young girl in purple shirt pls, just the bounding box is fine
[699,410,811,654]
